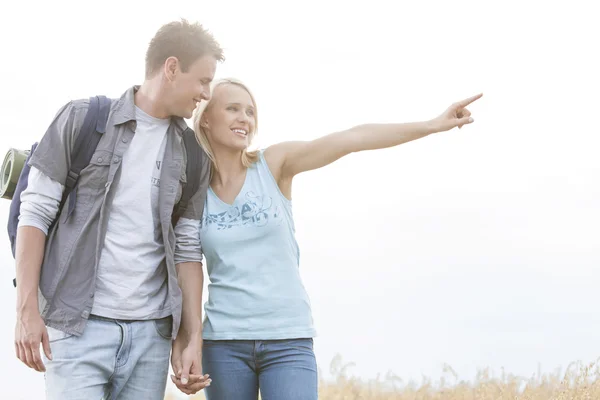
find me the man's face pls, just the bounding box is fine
[169,55,217,119]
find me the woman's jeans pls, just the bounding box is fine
[202,338,318,400]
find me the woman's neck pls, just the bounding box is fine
[211,146,246,187]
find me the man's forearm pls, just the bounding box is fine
[15,226,46,315]
[176,262,204,342]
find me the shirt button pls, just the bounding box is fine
[97,157,103,163]
[122,138,128,143]
[113,157,120,163]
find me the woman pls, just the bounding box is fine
[173,78,482,399]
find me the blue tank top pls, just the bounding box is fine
[200,150,316,340]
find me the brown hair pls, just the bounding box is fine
[145,19,224,79]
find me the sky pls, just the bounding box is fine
[0,0,599,398]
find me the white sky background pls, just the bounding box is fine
[0,0,599,397]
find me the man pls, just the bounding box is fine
[14,19,221,399]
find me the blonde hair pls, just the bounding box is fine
[192,78,259,170]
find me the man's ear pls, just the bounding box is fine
[164,56,179,82]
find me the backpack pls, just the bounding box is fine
[7,95,204,287]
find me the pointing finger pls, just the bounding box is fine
[458,93,483,108]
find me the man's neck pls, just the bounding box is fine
[134,79,171,119]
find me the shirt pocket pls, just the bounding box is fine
[82,150,113,189]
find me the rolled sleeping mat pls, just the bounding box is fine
[0,148,30,200]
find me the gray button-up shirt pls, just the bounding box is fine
[24,86,210,339]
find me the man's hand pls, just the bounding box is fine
[171,335,211,395]
[15,310,52,372]
[14,226,51,372]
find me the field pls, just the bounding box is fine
[164,355,600,400]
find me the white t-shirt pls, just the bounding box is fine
[92,106,170,319]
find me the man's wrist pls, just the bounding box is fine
[177,325,202,344]
[187,330,203,345]
[16,295,40,317]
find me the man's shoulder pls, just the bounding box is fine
[61,86,134,116]
[69,95,117,114]
[70,97,92,109]
[53,97,103,129]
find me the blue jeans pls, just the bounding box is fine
[202,338,318,400]
[43,315,172,400]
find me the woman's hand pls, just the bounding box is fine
[431,93,483,133]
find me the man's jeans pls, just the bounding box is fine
[43,315,172,400]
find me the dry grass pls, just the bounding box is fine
[165,355,600,399]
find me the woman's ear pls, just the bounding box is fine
[200,116,209,129]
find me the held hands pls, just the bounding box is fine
[170,334,212,395]
[431,93,483,133]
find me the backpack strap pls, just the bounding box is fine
[172,127,204,226]
[61,95,111,220]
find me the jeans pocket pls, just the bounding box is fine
[153,316,173,340]
[46,326,74,343]
[202,340,228,349]
[300,338,315,351]
[284,338,314,351]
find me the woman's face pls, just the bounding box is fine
[202,83,256,152]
